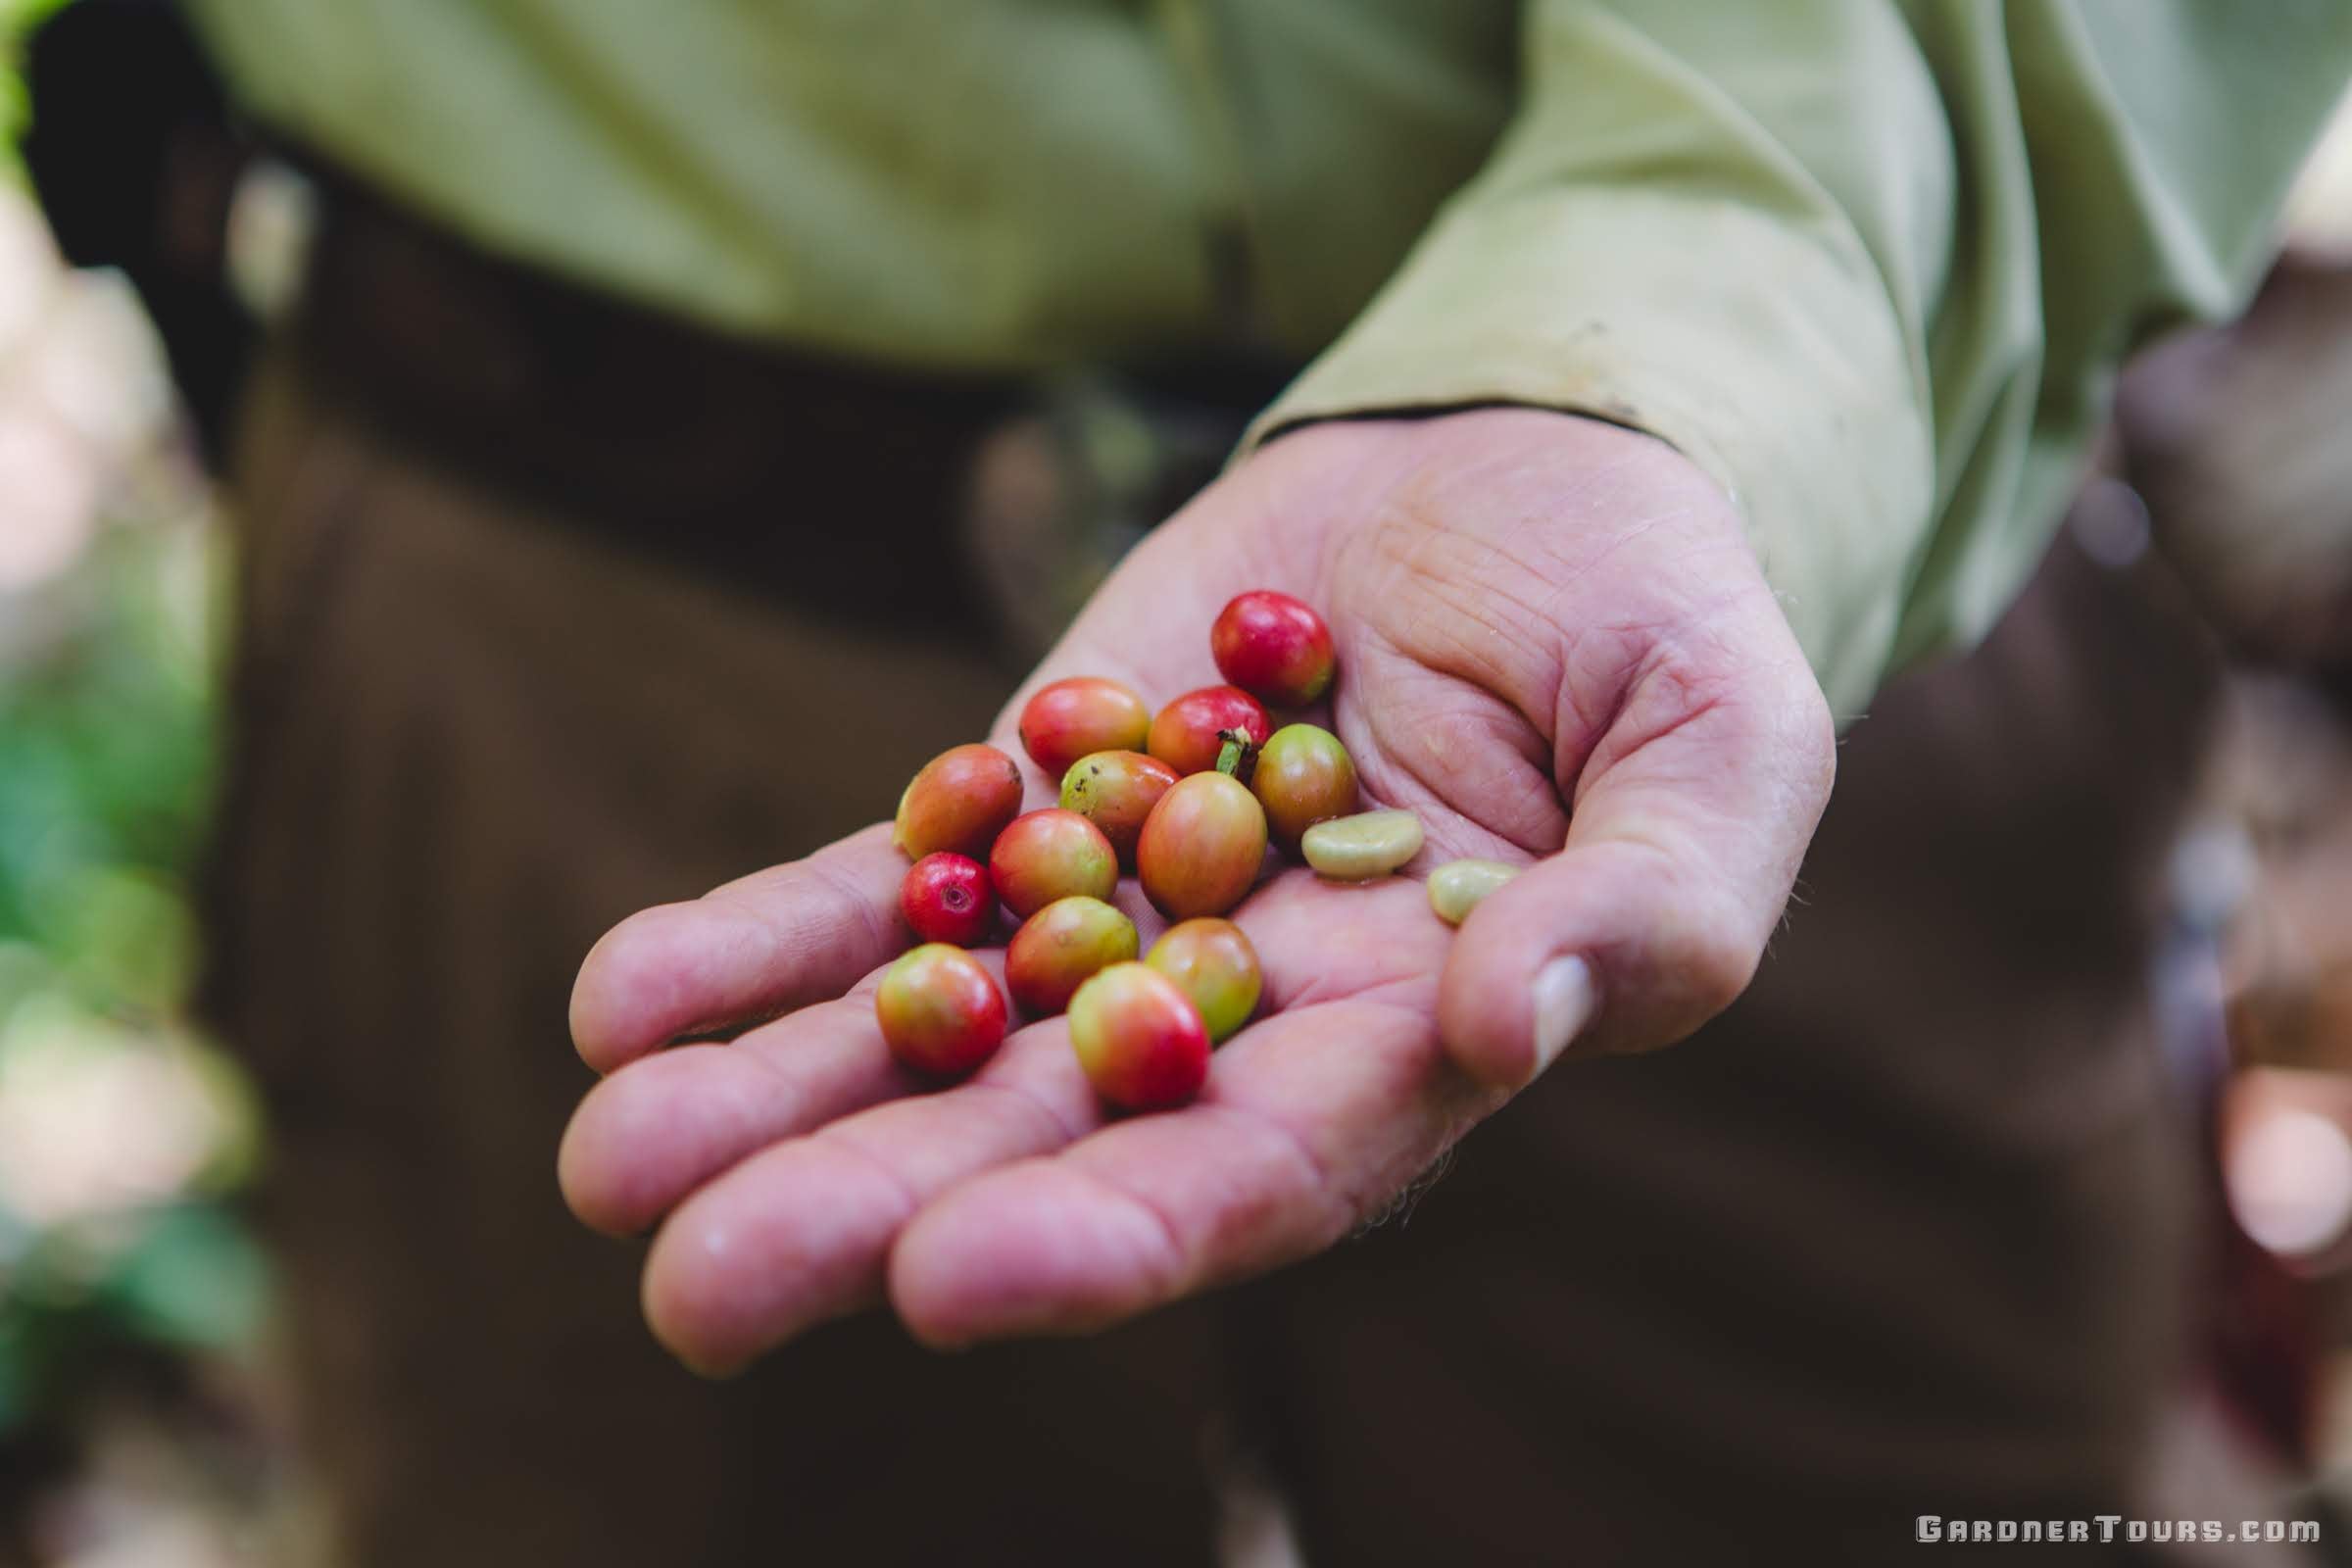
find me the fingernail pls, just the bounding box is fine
[1530,956,1596,1077]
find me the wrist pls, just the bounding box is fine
[1249,404,1749,568]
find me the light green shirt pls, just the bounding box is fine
[189,1,2352,716]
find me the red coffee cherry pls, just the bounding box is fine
[1005,895,1138,1016]
[894,743,1024,860]
[1210,591,1335,710]
[1146,917,1262,1045]
[875,944,1007,1078]
[988,808,1117,919]
[900,852,996,946]
[1018,677,1152,778]
[1250,723,1357,854]
[1068,961,1211,1110]
[1059,749,1179,868]
[1136,772,1267,920]
[1147,685,1273,777]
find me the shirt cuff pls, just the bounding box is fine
[1242,182,1931,723]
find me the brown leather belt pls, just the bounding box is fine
[287,161,1022,637]
[279,160,1298,643]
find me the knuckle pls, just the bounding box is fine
[1680,920,1761,1019]
[640,1217,737,1367]
[579,901,688,999]
[556,1091,624,1230]
[1641,864,1765,1028]
[1779,666,1838,813]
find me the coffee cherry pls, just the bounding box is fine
[1211,591,1335,709]
[1005,895,1138,1016]
[1018,677,1152,778]
[989,808,1117,919]
[1148,685,1273,776]
[1067,962,1210,1110]
[901,852,997,946]
[1250,723,1357,853]
[1059,750,1178,867]
[894,743,1025,860]
[875,944,1007,1078]
[1136,771,1267,919]
[1145,918,1261,1044]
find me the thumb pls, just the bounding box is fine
[1437,633,1835,1088]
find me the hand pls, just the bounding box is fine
[559,408,1835,1372]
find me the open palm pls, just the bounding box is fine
[559,409,1834,1372]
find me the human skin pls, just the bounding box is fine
[560,409,1834,1372]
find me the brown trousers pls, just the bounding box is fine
[203,346,2225,1565]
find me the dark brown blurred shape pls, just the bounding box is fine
[1240,499,2234,1565]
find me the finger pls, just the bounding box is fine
[568,824,909,1073]
[887,986,1494,1348]
[558,988,918,1237]
[1439,605,1836,1087]
[633,869,1440,1369]
[636,1023,1102,1374]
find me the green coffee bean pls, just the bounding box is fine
[1428,858,1519,925]
[1300,808,1423,881]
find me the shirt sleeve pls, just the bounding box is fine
[1244,0,2352,719]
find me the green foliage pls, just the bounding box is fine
[0,0,264,1469]
[0,472,256,1439]
[0,1203,268,1428]
[98,1203,270,1347]
[0,529,217,984]
[0,0,72,183]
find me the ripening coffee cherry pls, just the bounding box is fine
[1018,677,1152,778]
[1147,685,1273,777]
[894,743,1025,860]
[1059,750,1178,867]
[989,808,1117,919]
[1250,723,1357,853]
[1005,895,1138,1016]
[1211,591,1335,709]
[1136,771,1267,919]
[1067,961,1211,1110]
[901,852,997,945]
[1145,917,1261,1044]
[875,944,1007,1078]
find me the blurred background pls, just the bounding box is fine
[0,4,284,1563]
[0,6,2349,1564]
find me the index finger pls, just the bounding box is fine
[568,823,910,1073]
